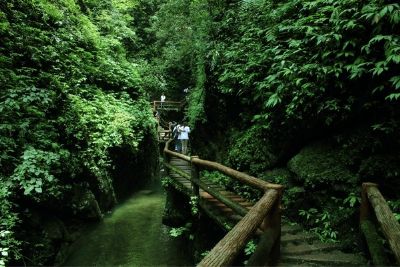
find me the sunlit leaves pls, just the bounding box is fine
[63,91,153,188]
[10,147,67,200]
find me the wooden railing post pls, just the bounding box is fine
[365,184,400,265]
[191,156,200,197]
[163,140,171,166]
[248,186,283,266]
[198,190,278,267]
[270,186,283,265]
[360,182,377,222]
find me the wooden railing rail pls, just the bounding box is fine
[157,129,171,142]
[191,157,282,191]
[164,140,281,190]
[153,100,185,111]
[164,141,190,161]
[163,139,283,266]
[198,190,279,267]
[360,182,400,265]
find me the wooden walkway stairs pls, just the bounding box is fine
[169,156,254,229]
[168,156,367,266]
[279,224,365,266]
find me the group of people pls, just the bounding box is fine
[160,93,191,154]
[170,122,191,155]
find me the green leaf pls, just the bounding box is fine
[390,76,400,90]
[385,92,400,101]
[265,93,281,108]
[24,185,34,195]
[35,187,42,193]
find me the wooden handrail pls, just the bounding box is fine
[164,139,282,191]
[164,140,191,161]
[360,182,400,265]
[198,190,279,266]
[153,100,185,110]
[191,157,281,191]
[163,138,283,266]
[154,100,183,105]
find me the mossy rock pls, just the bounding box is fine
[287,140,358,189]
[70,185,102,221]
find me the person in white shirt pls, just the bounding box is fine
[160,93,166,108]
[180,123,191,155]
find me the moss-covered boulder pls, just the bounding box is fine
[287,141,359,190]
[70,185,102,221]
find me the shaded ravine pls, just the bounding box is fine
[63,187,193,266]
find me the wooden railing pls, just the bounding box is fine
[163,139,283,266]
[158,129,171,142]
[360,182,400,265]
[153,100,185,111]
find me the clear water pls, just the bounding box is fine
[63,188,193,266]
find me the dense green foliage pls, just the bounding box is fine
[0,0,158,265]
[213,0,400,131]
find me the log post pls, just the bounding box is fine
[259,186,283,266]
[271,186,283,266]
[191,156,200,197]
[366,185,400,265]
[246,188,283,266]
[360,182,377,222]
[360,219,389,265]
[198,190,278,267]
[163,141,170,169]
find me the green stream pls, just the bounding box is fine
[64,187,193,266]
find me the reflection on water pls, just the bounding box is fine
[64,189,193,266]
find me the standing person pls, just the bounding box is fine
[173,123,181,152]
[183,88,189,101]
[160,93,166,108]
[180,123,191,155]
